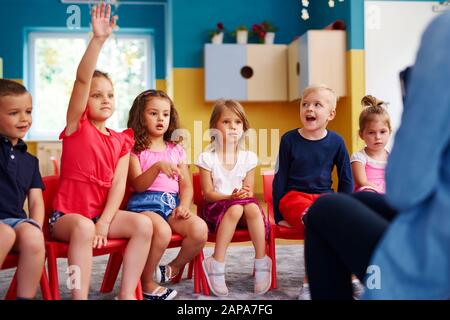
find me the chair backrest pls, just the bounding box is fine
[192,172,204,216]
[42,175,60,240]
[262,171,274,204]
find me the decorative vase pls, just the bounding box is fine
[211,32,224,44]
[236,30,248,44]
[264,32,275,44]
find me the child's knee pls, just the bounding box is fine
[225,205,244,221]
[188,219,208,244]
[72,218,96,241]
[133,215,153,240]
[154,221,172,243]
[19,226,45,254]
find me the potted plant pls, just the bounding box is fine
[231,25,248,44]
[252,21,278,44]
[209,22,225,44]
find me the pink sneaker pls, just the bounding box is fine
[202,256,228,297]
[254,256,272,295]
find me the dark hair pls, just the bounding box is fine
[359,95,392,133]
[0,79,28,97]
[127,89,181,153]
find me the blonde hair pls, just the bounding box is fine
[301,84,338,111]
[209,99,250,143]
[359,95,392,133]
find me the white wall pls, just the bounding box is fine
[364,1,441,148]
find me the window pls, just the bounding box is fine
[27,30,153,140]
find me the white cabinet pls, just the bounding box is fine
[288,30,347,101]
[0,58,3,78]
[204,44,288,102]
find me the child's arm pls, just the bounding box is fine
[351,161,381,192]
[128,155,181,193]
[27,189,44,229]
[93,153,129,248]
[241,169,255,198]
[335,141,354,193]
[272,135,290,221]
[65,4,116,136]
[172,163,193,219]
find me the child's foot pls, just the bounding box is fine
[202,256,228,297]
[254,256,272,295]
[298,283,311,300]
[142,286,177,300]
[154,264,177,283]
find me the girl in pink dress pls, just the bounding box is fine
[351,95,392,194]
[51,4,152,300]
[126,89,208,300]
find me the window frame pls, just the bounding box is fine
[25,27,155,140]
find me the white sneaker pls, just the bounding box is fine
[254,256,272,295]
[298,283,311,300]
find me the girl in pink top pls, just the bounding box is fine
[126,89,207,300]
[351,95,392,193]
[51,4,152,300]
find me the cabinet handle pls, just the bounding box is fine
[240,66,253,79]
[296,62,300,76]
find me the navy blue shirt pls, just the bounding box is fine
[0,136,44,220]
[273,129,353,223]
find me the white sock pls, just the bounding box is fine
[254,257,269,282]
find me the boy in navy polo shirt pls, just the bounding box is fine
[0,79,45,299]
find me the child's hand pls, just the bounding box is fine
[230,187,249,200]
[91,3,117,41]
[158,161,182,180]
[93,220,110,249]
[173,205,191,219]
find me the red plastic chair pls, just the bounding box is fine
[192,172,273,295]
[262,171,304,289]
[1,253,52,300]
[100,185,205,295]
[41,175,143,300]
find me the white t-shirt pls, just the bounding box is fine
[350,148,388,169]
[196,150,258,195]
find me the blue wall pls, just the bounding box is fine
[172,0,306,68]
[0,0,166,79]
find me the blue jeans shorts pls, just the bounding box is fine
[48,211,100,236]
[126,191,180,221]
[0,218,41,230]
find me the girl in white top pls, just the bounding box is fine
[196,99,270,297]
[351,95,392,193]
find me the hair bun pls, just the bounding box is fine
[361,95,384,108]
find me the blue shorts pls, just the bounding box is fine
[0,218,41,230]
[49,211,100,236]
[126,191,180,221]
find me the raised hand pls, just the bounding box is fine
[91,3,117,41]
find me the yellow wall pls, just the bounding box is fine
[172,68,356,196]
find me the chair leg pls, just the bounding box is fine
[5,273,18,300]
[269,232,277,289]
[100,252,123,293]
[135,281,143,300]
[187,260,194,279]
[196,251,210,296]
[46,246,61,300]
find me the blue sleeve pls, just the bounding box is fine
[386,14,450,211]
[30,157,44,190]
[273,133,290,223]
[335,137,354,194]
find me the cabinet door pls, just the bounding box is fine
[204,44,247,101]
[288,39,300,101]
[247,44,288,101]
[300,30,347,97]
[0,58,3,78]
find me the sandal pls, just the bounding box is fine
[142,286,177,301]
[154,265,177,283]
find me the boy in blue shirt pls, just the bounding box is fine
[273,84,353,231]
[0,79,46,299]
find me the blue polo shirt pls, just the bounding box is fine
[0,136,44,220]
